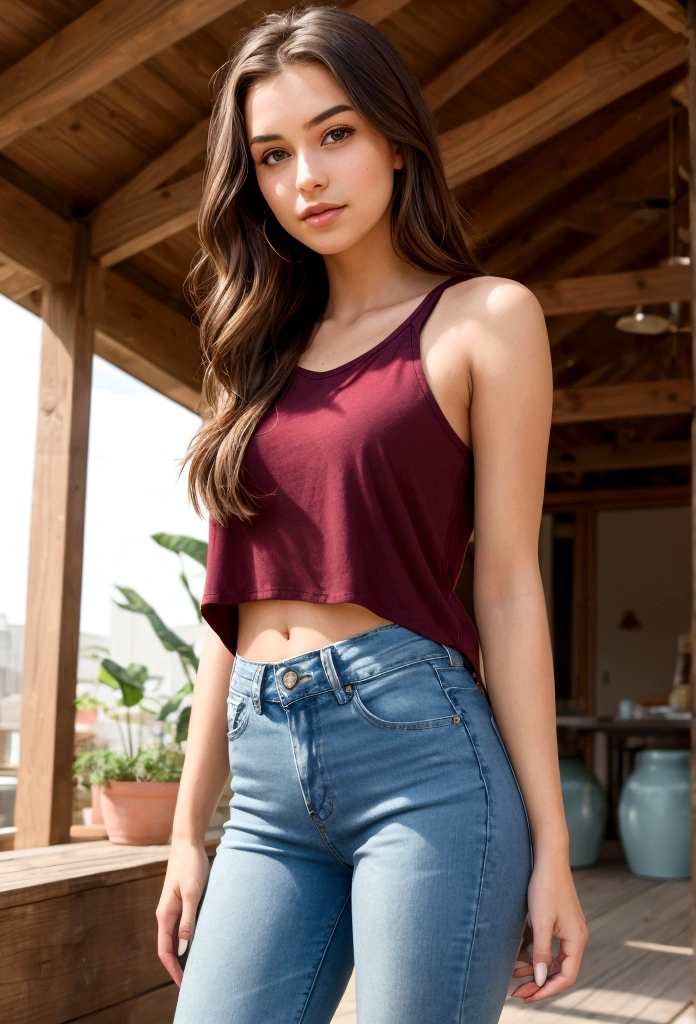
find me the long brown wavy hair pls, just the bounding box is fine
[181,4,486,527]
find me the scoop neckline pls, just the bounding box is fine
[294,276,461,379]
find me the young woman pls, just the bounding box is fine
[158,7,588,1022]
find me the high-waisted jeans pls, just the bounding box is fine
[173,623,533,1024]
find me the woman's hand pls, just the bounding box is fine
[509,852,589,1003]
[156,839,211,986]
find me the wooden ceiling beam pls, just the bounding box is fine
[94,330,205,414]
[0,178,74,284]
[485,136,670,278]
[0,0,251,151]
[631,0,687,35]
[472,81,677,239]
[92,171,203,267]
[96,270,203,401]
[547,438,690,473]
[422,0,573,112]
[0,264,42,302]
[545,215,671,347]
[346,0,410,21]
[441,12,687,188]
[552,378,690,423]
[531,262,691,316]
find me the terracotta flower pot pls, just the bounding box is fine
[90,782,104,825]
[75,708,98,725]
[100,780,180,845]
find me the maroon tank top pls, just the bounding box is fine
[201,275,481,675]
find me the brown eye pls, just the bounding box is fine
[262,148,289,166]
[323,127,354,145]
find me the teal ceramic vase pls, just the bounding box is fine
[618,750,690,879]
[559,756,607,867]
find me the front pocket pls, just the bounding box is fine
[349,660,460,730]
[226,692,250,740]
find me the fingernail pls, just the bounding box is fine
[178,938,188,956]
[534,962,547,986]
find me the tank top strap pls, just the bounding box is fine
[409,274,473,336]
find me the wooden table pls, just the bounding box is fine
[556,714,691,839]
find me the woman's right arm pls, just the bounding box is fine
[156,626,235,986]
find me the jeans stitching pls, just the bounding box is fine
[226,694,250,739]
[490,713,534,868]
[350,682,457,731]
[455,715,490,1022]
[285,708,352,868]
[274,654,450,709]
[296,889,352,1024]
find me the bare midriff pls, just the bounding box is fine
[236,598,394,662]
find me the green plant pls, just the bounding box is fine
[73,532,208,755]
[110,532,208,743]
[73,746,185,785]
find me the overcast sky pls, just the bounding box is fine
[1,294,208,636]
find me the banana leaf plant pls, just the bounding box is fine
[76,532,208,749]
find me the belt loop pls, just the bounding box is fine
[441,643,464,667]
[320,647,351,705]
[251,663,264,715]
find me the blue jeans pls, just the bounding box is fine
[173,623,533,1024]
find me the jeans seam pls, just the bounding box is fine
[350,683,457,731]
[285,710,352,868]
[455,716,490,1022]
[296,889,352,1024]
[490,713,535,868]
[278,654,450,708]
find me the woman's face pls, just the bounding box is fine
[244,62,403,255]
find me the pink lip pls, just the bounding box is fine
[301,205,346,227]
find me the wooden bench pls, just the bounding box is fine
[0,827,223,1023]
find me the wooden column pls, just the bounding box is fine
[14,221,100,849]
[688,0,696,1004]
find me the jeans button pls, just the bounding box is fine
[282,669,299,689]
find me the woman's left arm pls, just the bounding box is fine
[465,277,589,1003]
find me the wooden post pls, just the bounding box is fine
[688,0,696,1004]
[14,221,100,849]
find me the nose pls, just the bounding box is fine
[295,148,327,193]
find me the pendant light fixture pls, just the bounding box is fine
[615,100,689,336]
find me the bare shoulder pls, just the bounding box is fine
[438,275,548,367]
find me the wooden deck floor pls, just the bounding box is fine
[330,842,692,1024]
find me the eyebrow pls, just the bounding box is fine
[249,104,355,146]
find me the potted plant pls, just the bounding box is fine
[79,746,185,845]
[74,692,100,726]
[73,748,108,825]
[72,532,208,844]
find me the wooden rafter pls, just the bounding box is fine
[97,271,203,402]
[92,172,203,267]
[552,378,690,423]
[530,263,691,315]
[0,0,406,155]
[547,439,690,474]
[0,179,73,284]
[440,13,687,188]
[473,82,677,239]
[631,0,688,35]
[0,177,201,406]
[0,0,251,152]
[347,0,411,22]
[422,0,573,112]
[485,136,671,278]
